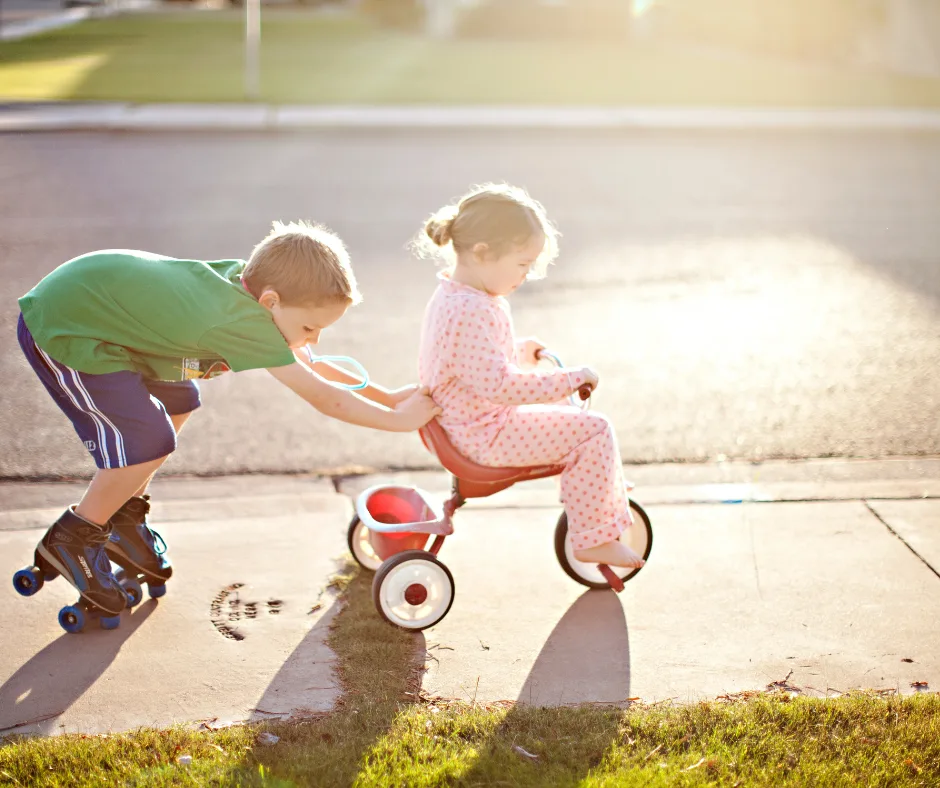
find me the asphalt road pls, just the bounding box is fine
[1,129,938,478]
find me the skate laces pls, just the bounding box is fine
[91,542,120,586]
[140,525,168,556]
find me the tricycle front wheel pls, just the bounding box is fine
[372,550,455,631]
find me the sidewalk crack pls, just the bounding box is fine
[864,500,940,582]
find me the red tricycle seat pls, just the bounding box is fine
[419,420,562,499]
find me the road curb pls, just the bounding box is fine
[4,103,940,133]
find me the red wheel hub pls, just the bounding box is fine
[404,583,428,606]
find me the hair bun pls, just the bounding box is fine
[425,206,458,247]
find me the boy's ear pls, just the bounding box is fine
[258,289,280,310]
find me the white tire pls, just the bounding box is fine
[372,550,455,630]
[347,515,383,572]
[555,500,653,589]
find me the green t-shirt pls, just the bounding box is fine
[18,250,296,381]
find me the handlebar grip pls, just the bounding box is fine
[578,384,593,401]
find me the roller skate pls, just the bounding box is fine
[104,495,172,605]
[12,507,132,634]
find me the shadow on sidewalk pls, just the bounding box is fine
[0,600,156,736]
[457,588,631,783]
[517,589,632,707]
[246,598,344,724]
[249,568,428,786]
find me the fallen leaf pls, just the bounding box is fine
[512,745,539,761]
[905,759,922,774]
[901,658,914,663]
[911,681,929,689]
[644,744,663,762]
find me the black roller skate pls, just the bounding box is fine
[104,495,172,605]
[12,507,132,634]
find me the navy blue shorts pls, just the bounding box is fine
[17,313,201,469]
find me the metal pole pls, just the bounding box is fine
[245,0,261,100]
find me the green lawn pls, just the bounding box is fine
[2,10,940,105]
[2,565,939,787]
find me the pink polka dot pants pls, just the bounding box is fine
[467,405,633,551]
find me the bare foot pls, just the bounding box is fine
[574,540,645,568]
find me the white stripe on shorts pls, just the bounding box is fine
[36,345,115,468]
[69,369,127,467]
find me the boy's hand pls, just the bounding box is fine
[387,383,421,407]
[393,386,442,431]
[517,337,547,368]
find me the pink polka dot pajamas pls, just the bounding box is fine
[418,277,633,551]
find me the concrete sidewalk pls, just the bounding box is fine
[0,475,351,736]
[0,458,937,737]
[339,457,940,706]
[4,102,940,132]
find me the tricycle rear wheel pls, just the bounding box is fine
[554,500,653,589]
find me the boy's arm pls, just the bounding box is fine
[268,361,439,432]
[293,351,416,409]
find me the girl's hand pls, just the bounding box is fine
[393,386,442,431]
[577,367,599,393]
[387,383,421,406]
[517,337,547,368]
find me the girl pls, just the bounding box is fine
[416,184,644,569]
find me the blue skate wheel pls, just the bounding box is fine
[99,614,121,631]
[13,567,44,597]
[58,605,86,634]
[120,577,143,608]
[149,583,167,599]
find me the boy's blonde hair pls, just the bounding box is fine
[243,220,362,307]
[416,183,559,279]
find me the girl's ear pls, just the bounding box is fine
[471,242,491,262]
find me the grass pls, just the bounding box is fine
[2,10,940,106]
[2,562,939,787]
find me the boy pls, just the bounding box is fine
[14,220,440,627]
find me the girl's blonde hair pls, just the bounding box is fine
[416,183,559,279]
[243,220,362,307]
